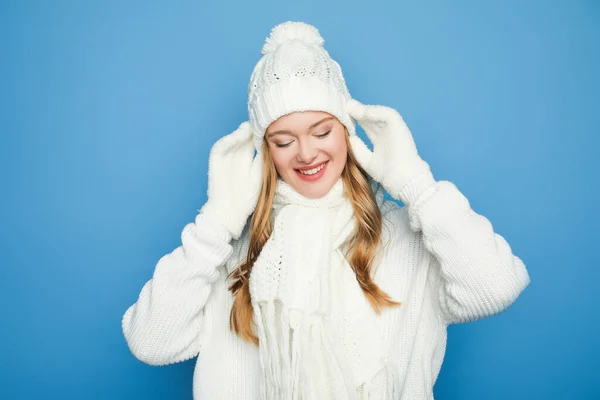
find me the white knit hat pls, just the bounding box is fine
[247,21,356,153]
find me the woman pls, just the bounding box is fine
[122,21,530,399]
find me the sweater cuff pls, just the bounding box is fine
[397,169,437,207]
[195,213,231,263]
[196,212,233,243]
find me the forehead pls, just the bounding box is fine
[267,111,336,133]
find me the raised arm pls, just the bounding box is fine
[122,214,233,365]
[400,173,531,325]
[346,98,530,325]
[122,121,263,365]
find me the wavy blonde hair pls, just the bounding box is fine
[228,130,401,345]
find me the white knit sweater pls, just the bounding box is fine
[122,179,530,399]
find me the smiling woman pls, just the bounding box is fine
[122,21,531,400]
[265,112,348,198]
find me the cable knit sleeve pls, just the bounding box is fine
[399,172,531,325]
[121,212,234,366]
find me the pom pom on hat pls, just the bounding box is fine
[261,21,325,55]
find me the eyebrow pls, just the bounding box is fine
[266,116,335,138]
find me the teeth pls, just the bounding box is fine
[298,163,325,175]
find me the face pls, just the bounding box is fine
[265,111,348,199]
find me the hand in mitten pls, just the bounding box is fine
[346,99,435,205]
[200,122,263,240]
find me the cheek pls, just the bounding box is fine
[269,148,290,174]
[327,130,348,159]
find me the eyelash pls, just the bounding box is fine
[275,130,331,148]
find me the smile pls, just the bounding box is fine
[297,162,326,175]
[295,161,329,182]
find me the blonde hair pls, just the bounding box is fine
[228,130,401,345]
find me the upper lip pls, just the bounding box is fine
[295,161,327,171]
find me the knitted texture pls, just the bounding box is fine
[122,177,531,399]
[249,178,394,399]
[248,21,356,153]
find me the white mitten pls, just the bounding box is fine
[200,122,263,240]
[346,99,435,205]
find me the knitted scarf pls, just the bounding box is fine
[249,177,399,399]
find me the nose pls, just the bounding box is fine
[296,139,318,164]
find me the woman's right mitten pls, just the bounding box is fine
[199,121,263,240]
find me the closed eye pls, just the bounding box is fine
[274,130,330,148]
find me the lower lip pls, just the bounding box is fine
[295,161,328,182]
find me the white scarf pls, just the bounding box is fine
[249,177,399,399]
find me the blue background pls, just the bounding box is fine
[1,1,598,399]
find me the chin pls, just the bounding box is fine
[298,184,331,199]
